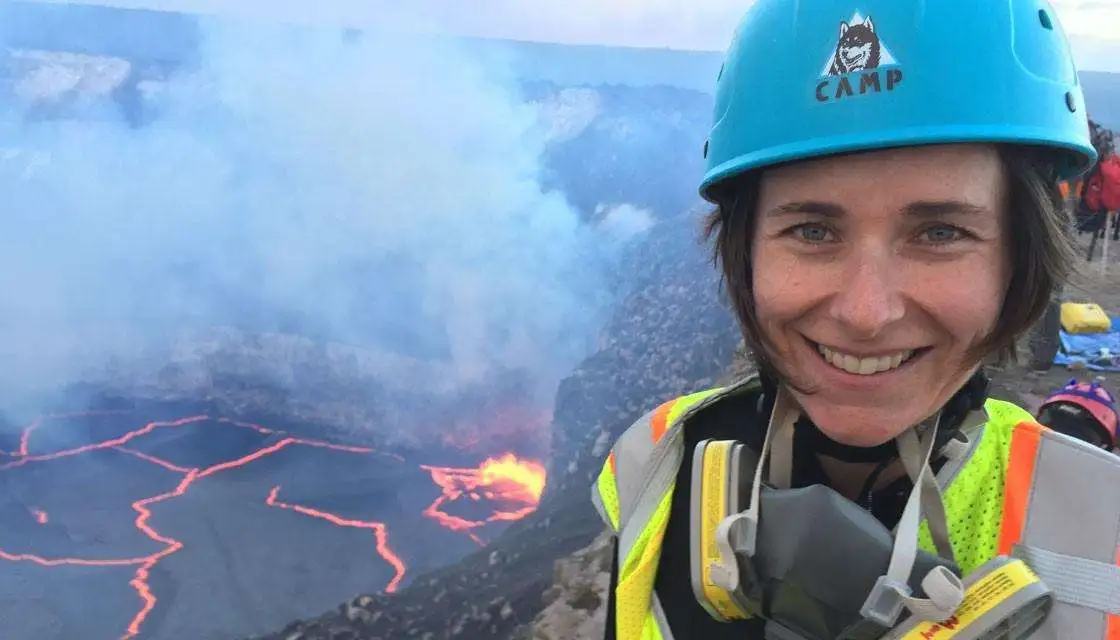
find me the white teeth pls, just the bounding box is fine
[817,344,915,376]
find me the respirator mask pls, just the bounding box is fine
[688,390,1053,640]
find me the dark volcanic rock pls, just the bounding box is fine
[544,212,739,502]
[526,80,714,223]
[251,490,603,640]
[64,326,551,457]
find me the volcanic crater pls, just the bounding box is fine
[0,392,548,640]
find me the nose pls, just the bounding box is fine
[827,249,905,338]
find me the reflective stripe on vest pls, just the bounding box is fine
[592,384,734,538]
[593,384,1120,640]
[591,380,751,640]
[998,421,1120,638]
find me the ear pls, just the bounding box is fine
[839,21,849,37]
[863,16,875,32]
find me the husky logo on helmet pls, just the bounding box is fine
[816,12,903,104]
[827,16,882,75]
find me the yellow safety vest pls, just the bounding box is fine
[591,376,1120,640]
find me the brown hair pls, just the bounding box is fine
[703,144,1076,382]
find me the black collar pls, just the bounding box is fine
[757,370,990,464]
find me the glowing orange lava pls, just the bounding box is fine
[266,486,407,592]
[420,453,548,546]
[0,411,547,640]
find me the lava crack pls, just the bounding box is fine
[266,485,407,593]
[0,412,547,639]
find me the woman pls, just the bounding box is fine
[592,1,1120,639]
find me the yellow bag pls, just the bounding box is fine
[1060,302,1112,334]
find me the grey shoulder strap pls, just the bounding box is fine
[1010,426,1120,638]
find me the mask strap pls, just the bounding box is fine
[899,425,956,564]
[860,418,964,626]
[768,399,796,489]
[709,387,799,594]
[736,387,799,557]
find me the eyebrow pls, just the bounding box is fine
[762,200,992,219]
[904,200,992,217]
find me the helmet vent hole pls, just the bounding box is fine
[717,64,724,81]
[1038,9,1053,30]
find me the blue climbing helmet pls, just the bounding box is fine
[700,0,1098,200]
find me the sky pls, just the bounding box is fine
[31,0,1120,71]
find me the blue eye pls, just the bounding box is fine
[920,225,965,244]
[791,223,833,243]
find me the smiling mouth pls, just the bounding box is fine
[811,340,931,376]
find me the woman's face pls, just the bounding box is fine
[752,144,1010,447]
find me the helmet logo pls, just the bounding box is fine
[828,16,882,75]
[816,12,903,104]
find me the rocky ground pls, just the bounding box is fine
[991,228,1120,407]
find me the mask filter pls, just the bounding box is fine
[690,438,957,639]
[690,439,761,621]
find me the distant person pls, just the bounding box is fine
[1079,154,1120,255]
[1036,378,1118,451]
[592,1,1120,639]
[1099,154,1120,242]
[1077,167,1105,234]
